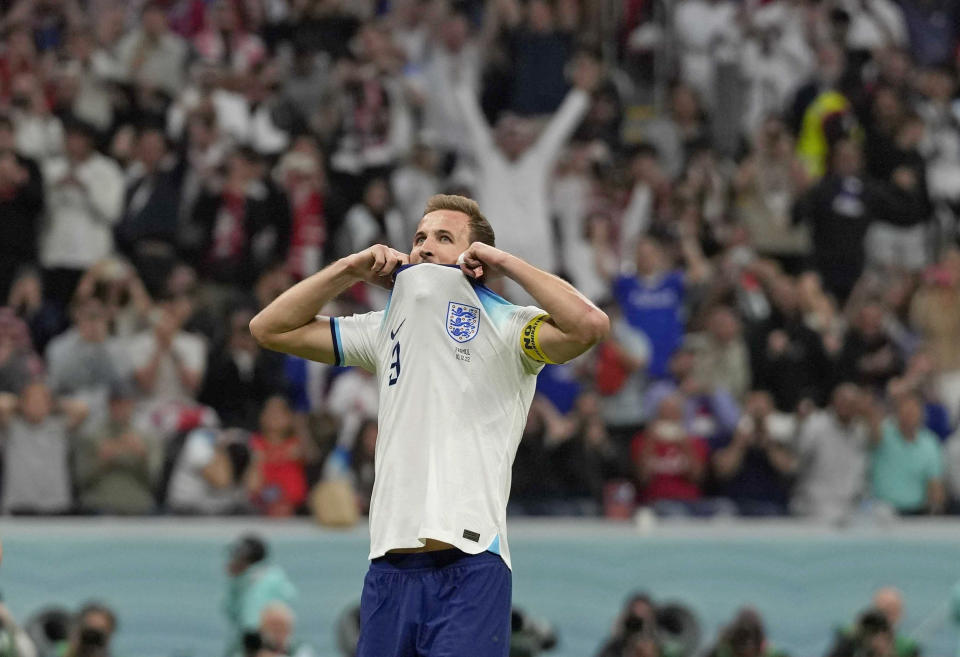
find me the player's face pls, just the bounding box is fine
[410,211,473,265]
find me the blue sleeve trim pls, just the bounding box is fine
[330,318,343,366]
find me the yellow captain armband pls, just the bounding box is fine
[520,314,559,365]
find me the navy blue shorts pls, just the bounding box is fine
[356,550,511,657]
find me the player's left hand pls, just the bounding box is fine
[457,242,510,280]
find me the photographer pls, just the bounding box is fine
[63,603,116,657]
[827,608,897,657]
[242,602,315,657]
[223,535,297,657]
[706,607,787,657]
[596,593,670,657]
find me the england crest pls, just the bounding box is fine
[446,302,480,343]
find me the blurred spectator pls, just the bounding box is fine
[871,587,920,657]
[0,113,43,301]
[8,72,64,161]
[886,350,952,440]
[538,390,619,510]
[406,9,481,158]
[688,305,751,401]
[791,384,872,519]
[255,601,317,657]
[327,22,411,202]
[827,607,897,657]
[738,12,814,138]
[644,347,741,444]
[192,0,266,77]
[870,393,946,514]
[115,126,183,279]
[63,602,117,657]
[594,592,662,657]
[115,2,189,98]
[166,427,250,514]
[830,588,919,657]
[0,22,38,104]
[712,391,796,516]
[199,307,284,431]
[0,382,88,514]
[910,250,960,423]
[71,258,154,340]
[749,274,831,411]
[0,308,42,395]
[247,396,308,517]
[731,117,811,271]
[642,83,711,180]
[223,534,297,656]
[599,235,708,380]
[705,607,788,657]
[491,0,578,116]
[391,143,441,242]
[792,138,926,303]
[273,137,331,279]
[337,177,406,256]
[671,0,738,112]
[41,119,124,309]
[74,380,159,514]
[631,393,731,516]
[45,297,126,403]
[455,51,599,282]
[837,301,904,393]
[129,296,206,407]
[6,267,65,354]
[917,65,960,219]
[191,147,291,288]
[57,26,118,134]
[593,308,651,440]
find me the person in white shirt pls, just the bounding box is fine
[454,52,600,281]
[250,194,609,657]
[128,297,206,410]
[41,119,124,308]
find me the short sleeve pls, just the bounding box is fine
[174,333,207,374]
[330,311,384,373]
[182,430,216,469]
[508,305,551,375]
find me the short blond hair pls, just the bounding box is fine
[422,194,495,247]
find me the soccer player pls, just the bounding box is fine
[250,194,609,657]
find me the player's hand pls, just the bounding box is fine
[457,242,510,280]
[347,244,409,289]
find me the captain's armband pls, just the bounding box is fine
[520,314,558,365]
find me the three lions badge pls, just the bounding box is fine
[446,302,480,343]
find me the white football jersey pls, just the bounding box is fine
[330,264,547,569]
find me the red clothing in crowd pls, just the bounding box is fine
[249,434,307,515]
[630,433,709,503]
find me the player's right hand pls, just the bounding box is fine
[348,244,410,289]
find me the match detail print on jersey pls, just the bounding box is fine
[520,314,558,364]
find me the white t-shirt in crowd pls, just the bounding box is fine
[330,264,546,569]
[128,330,206,403]
[167,428,244,513]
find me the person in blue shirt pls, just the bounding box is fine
[870,394,946,514]
[595,232,709,379]
[223,534,297,657]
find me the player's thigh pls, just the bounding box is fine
[423,557,512,657]
[356,567,418,657]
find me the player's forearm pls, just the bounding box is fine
[501,254,609,344]
[250,258,358,340]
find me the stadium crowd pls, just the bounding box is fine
[0,0,959,527]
